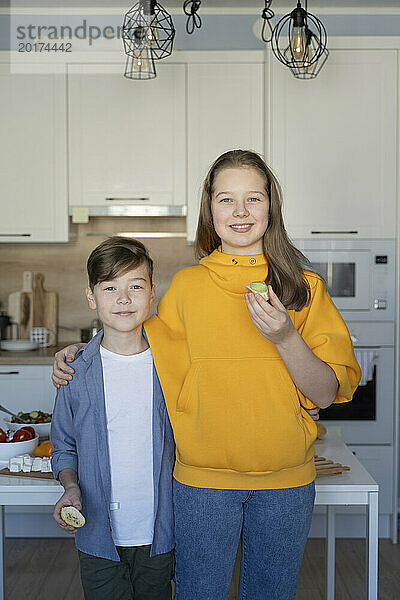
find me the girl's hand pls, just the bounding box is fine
[52,344,85,388]
[304,407,320,421]
[244,285,296,346]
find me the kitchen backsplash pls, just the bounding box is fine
[0,217,196,342]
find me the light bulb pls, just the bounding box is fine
[145,17,159,46]
[290,25,307,58]
[124,45,156,79]
[302,28,314,69]
[134,51,148,71]
[140,1,159,47]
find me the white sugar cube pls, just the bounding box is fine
[22,463,32,473]
[23,456,33,466]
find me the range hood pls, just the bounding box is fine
[69,204,187,217]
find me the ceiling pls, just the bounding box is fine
[5,1,400,9]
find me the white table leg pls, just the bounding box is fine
[326,505,335,600]
[366,491,379,600]
[0,506,4,600]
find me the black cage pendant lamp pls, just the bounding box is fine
[287,28,329,79]
[270,0,328,79]
[122,0,175,80]
[122,1,203,80]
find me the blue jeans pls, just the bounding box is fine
[173,479,315,600]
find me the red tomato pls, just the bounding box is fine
[12,429,33,442]
[0,429,6,443]
[21,426,35,438]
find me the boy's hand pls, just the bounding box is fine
[53,484,82,534]
[52,344,85,388]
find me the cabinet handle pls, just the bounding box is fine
[105,197,149,202]
[311,231,358,235]
[0,233,31,237]
[0,371,20,375]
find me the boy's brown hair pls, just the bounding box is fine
[87,236,154,291]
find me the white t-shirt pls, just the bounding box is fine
[100,345,154,547]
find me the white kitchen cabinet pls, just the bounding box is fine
[187,63,264,242]
[348,445,393,515]
[0,65,68,242]
[68,63,186,207]
[269,49,397,239]
[0,365,61,539]
[0,366,56,414]
[313,444,393,517]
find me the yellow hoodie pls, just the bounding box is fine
[145,248,361,490]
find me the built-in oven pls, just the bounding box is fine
[294,240,396,446]
[295,239,395,322]
[317,321,394,445]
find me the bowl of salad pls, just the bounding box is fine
[4,410,52,440]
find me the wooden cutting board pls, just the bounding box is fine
[18,273,58,344]
[8,271,33,336]
[32,273,58,343]
[0,468,54,479]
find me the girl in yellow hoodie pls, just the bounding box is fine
[53,150,360,600]
[144,150,360,599]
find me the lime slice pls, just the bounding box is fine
[249,281,268,293]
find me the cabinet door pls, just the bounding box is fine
[347,445,393,514]
[269,50,397,238]
[187,63,264,242]
[0,66,68,242]
[0,366,56,414]
[68,63,186,207]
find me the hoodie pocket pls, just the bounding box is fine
[176,362,200,413]
[174,358,308,473]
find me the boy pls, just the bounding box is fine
[51,237,175,600]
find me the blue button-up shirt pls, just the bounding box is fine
[51,330,175,561]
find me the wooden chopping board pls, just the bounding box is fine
[32,273,58,343]
[0,468,54,479]
[19,273,58,344]
[8,271,33,335]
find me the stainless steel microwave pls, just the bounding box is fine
[295,239,395,322]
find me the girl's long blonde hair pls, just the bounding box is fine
[195,149,312,310]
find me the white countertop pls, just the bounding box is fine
[314,429,378,493]
[0,428,378,505]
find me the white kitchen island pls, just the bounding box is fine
[0,429,378,600]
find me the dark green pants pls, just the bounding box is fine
[78,546,174,600]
